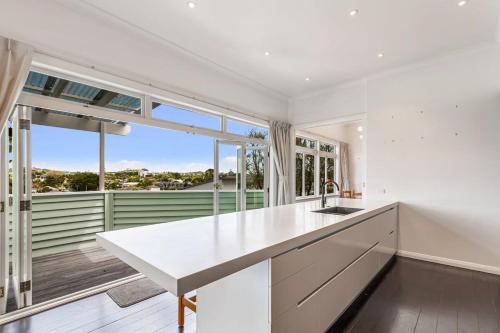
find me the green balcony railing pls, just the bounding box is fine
[18,190,264,257]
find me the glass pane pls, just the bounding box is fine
[320,156,326,184]
[218,143,242,213]
[105,123,214,192]
[32,113,99,193]
[0,125,7,314]
[295,153,303,196]
[304,154,315,196]
[10,109,32,309]
[296,137,316,149]
[152,102,221,130]
[23,71,141,114]
[246,147,265,210]
[227,119,268,140]
[320,143,335,152]
[327,157,336,194]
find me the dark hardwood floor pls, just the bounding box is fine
[1,257,499,333]
[334,257,500,333]
[1,290,195,333]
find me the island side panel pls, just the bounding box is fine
[197,259,271,333]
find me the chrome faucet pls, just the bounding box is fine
[321,178,340,208]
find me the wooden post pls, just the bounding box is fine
[178,296,185,327]
[104,192,114,231]
[178,294,197,327]
[99,122,105,191]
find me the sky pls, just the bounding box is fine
[32,104,267,173]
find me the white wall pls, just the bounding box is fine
[0,0,288,122]
[290,45,500,273]
[307,122,366,193]
[289,81,367,125]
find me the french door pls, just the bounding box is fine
[213,140,268,215]
[0,123,8,314]
[0,106,33,314]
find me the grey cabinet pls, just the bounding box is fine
[271,208,397,333]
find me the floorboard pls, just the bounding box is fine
[2,257,500,333]
[6,246,137,312]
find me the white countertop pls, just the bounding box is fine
[97,198,397,295]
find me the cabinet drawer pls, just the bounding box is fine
[272,208,396,285]
[378,228,396,268]
[271,208,397,319]
[272,244,381,333]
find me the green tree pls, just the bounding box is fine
[44,174,65,188]
[246,129,266,190]
[137,177,154,189]
[67,172,99,191]
[203,169,214,182]
[105,180,121,190]
[128,175,140,182]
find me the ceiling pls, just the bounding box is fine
[64,0,500,98]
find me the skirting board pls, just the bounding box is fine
[397,250,500,276]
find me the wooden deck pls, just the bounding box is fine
[8,246,137,311]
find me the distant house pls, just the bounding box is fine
[148,186,161,191]
[188,172,237,191]
[139,168,153,178]
[122,182,139,189]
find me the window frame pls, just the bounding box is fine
[18,66,268,146]
[224,117,269,140]
[295,133,339,200]
[151,97,224,132]
[17,65,270,197]
[23,69,145,117]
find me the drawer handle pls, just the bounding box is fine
[297,242,379,307]
[389,230,394,235]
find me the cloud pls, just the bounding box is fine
[106,160,213,173]
[106,160,146,171]
[33,161,99,172]
[219,156,238,173]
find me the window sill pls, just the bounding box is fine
[295,194,340,202]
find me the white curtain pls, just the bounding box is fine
[270,120,292,205]
[339,142,350,192]
[0,37,33,135]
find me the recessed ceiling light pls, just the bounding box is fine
[458,0,467,6]
[305,77,311,81]
[349,9,359,16]
[359,134,364,140]
[378,53,384,58]
[357,126,363,132]
[264,51,271,56]
[187,1,196,9]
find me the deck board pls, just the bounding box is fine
[6,246,137,312]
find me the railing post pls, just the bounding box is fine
[104,192,114,231]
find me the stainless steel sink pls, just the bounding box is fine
[312,206,364,215]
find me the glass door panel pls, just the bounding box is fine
[326,157,336,194]
[245,144,268,210]
[10,106,32,310]
[320,156,336,194]
[214,140,269,214]
[304,154,315,196]
[0,125,9,314]
[214,140,244,215]
[296,153,303,197]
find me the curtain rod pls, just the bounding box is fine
[34,50,271,124]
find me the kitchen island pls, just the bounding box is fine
[97,198,398,333]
